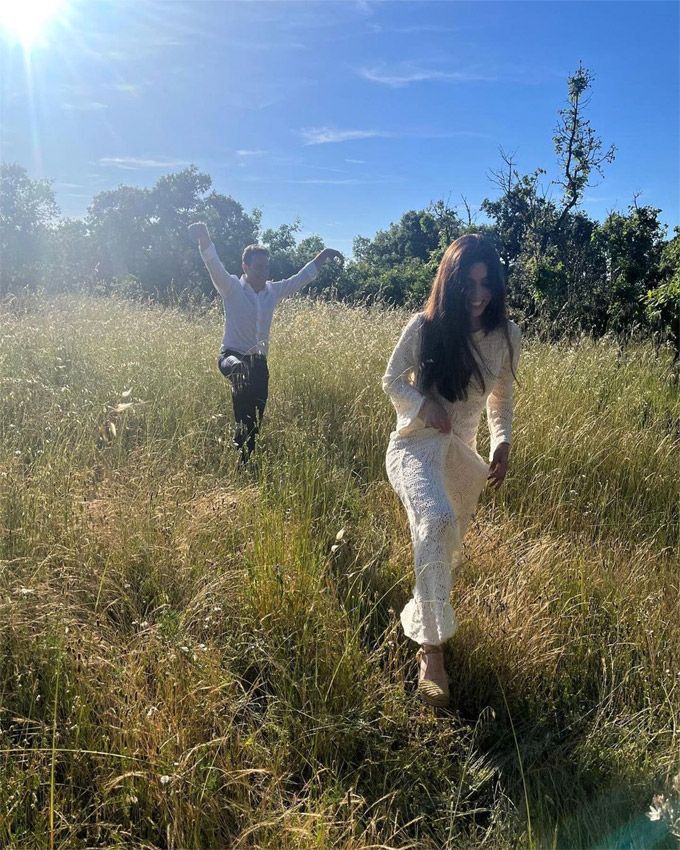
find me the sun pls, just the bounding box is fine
[0,0,65,48]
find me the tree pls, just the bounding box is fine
[596,203,665,333]
[47,218,100,291]
[86,167,260,300]
[352,207,451,269]
[481,65,616,332]
[481,153,558,325]
[261,220,301,280]
[482,151,555,273]
[86,184,153,281]
[645,227,680,359]
[0,163,59,293]
[145,167,213,295]
[429,199,463,247]
[552,211,608,334]
[552,63,616,238]
[293,234,344,297]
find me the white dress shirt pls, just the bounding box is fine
[200,242,319,356]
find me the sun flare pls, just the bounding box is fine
[0,0,65,47]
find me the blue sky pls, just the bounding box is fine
[1,0,678,256]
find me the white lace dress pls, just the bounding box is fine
[383,313,522,646]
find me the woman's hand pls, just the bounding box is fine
[488,442,510,488]
[420,398,451,434]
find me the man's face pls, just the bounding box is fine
[243,253,270,286]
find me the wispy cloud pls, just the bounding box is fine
[60,80,144,101]
[294,178,365,185]
[235,149,266,158]
[234,40,306,51]
[237,174,400,186]
[99,50,129,63]
[409,129,491,140]
[109,82,144,96]
[346,158,366,164]
[301,126,489,145]
[368,23,461,34]
[304,175,401,185]
[359,64,494,87]
[222,77,317,112]
[63,101,108,111]
[99,157,191,170]
[583,195,616,203]
[150,35,183,48]
[295,178,368,185]
[301,127,388,145]
[354,0,374,16]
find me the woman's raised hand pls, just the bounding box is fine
[420,398,451,434]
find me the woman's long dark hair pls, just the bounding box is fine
[420,234,514,402]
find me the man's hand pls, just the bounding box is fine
[488,442,510,489]
[314,248,344,270]
[188,222,211,250]
[420,398,451,434]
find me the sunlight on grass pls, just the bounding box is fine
[0,293,678,848]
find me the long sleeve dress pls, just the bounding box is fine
[383,313,522,646]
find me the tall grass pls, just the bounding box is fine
[0,293,678,849]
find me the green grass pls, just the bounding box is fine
[0,293,678,849]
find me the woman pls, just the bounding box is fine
[382,234,521,707]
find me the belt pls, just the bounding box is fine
[220,347,266,362]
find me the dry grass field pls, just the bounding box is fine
[0,294,678,849]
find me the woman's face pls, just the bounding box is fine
[465,261,492,321]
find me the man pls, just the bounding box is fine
[188,221,343,465]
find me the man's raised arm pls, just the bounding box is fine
[273,248,344,300]
[188,222,239,298]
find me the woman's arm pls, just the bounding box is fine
[382,314,450,433]
[382,315,426,425]
[486,323,522,484]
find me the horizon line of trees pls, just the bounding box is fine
[1,64,678,354]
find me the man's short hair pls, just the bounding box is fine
[242,244,270,266]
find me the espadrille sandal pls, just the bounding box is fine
[416,644,450,707]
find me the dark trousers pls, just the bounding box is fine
[218,348,269,462]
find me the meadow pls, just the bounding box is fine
[0,294,678,849]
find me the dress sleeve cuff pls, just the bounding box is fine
[489,434,511,461]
